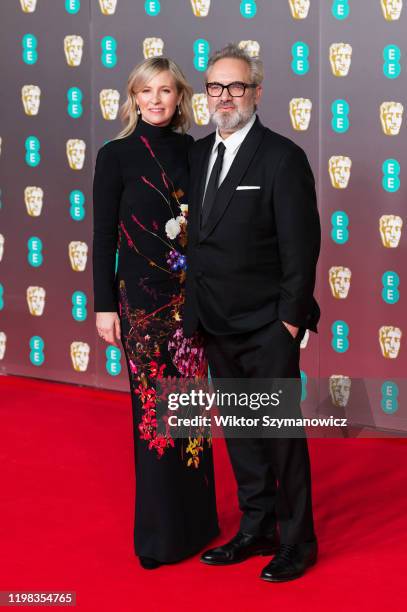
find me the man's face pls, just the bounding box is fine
[206,58,262,132]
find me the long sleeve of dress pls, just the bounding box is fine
[92,143,123,312]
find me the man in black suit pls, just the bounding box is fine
[184,44,321,582]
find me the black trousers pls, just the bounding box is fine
[203,318,316,545]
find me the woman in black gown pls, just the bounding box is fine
[92,57,219,568]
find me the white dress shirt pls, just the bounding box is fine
[202,113,257,205]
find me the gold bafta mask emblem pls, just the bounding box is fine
[329,156,352,189]
[143,37,164,59]
[22,85,41,116]
[329,375,351,408]
[25,186,44,217]
[64,35,84,67]
[26,286,46,316]
[70,342,90,372]
[300,329,310,349]
[379,215,403,248]
[381,0,403,20]
[69,241,88,272]
[238,41,261,58]
[329,266,352,299]
[192,94,210,126]
[0,332,6,361]
[329,43,352,77]
[289,98,312,131]
[99,89,120,120]
[98,0,118,15]
[20,0,37,12]
[0,234,4,262]
[379,326,402,359]
[190,0,211,17]
[288,0,310,19]
[380,101,403,136]
[67,139,86,170]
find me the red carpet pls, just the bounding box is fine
[1,374,406,611]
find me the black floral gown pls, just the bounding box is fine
[92,119,219,562]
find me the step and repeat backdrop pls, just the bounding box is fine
[0,1,405,432]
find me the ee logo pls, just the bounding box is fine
[300,370,308,402]
[193,39,210,72]
[145,1,161,15]
[332,0,350,20]
[30,336,45,366]
[67,87,83,118]
[106,346,122,376]
[28,237,43,267]
[65,0,80,13]
[25,136,40,167]
[331,99,349,133]
[381,381,398,414]
[240,1,257,18]
[70,190,85,221]
[22,34,38,65]
[291,42,310,75]
[101,37,117,68]
[0,284,4,310]
[72,291,87,321]
[382,271,400,304]
[331,320,349,353]
[331,211,349,244]
[383,45,401,79]
[382,159,400,193]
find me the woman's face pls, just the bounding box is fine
[135,70,181,127]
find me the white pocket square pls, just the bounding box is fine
[236,185,261,190]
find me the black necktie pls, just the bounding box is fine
[201,141,226,227]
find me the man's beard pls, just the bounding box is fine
[211,102,255,131]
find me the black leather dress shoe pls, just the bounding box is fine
[139,556,162,570]
[200,531,279,566]
[260,540,318,582]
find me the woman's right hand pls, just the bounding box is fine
[96,312,121,347]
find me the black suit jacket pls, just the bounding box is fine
[183,115,321,337]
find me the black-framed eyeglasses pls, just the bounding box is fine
[205,81,258,97]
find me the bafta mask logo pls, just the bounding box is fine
[380,101,403,135]
[192,93,209,125]
[379,215,403,248]
[64,35,84,67]
[98,0,118,15]
[0,332,6,361]
[379,326,402,359]
[329,375,351,408]
[329,266,352,299]
[190,0,211,17]
[70,341,90,372]
[66,139,86,170]
[329,43,352,77]
[27,286,46,316]
[289,98,312,131]
[238,40,261,58]
[143,37,164,59]
[0,137,2,156]
[288,0,310,19]
[300,329,310,349]
[381,0,403,20]
[21,85,41,116]
[69,241,88,272]
[20,0,37,12]
[99,89,120,120]
[328,156,352,189]
[0,234,4,262]
[25,186,44,217]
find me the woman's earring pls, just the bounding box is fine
[177,104,182,115]
[136,105,141,116]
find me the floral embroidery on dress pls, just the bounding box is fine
[118,134,211,467]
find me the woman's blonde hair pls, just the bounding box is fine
[115,57,193,139]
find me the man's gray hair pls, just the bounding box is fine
[206,43,264,85]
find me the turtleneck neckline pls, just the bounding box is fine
[133,118,176,139]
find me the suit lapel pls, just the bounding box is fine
[199,117,265,242]
[190,134,215,242]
